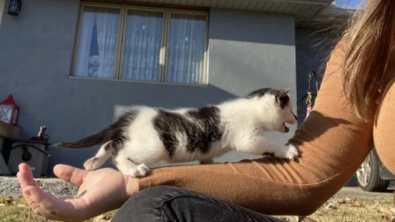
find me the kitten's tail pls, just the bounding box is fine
[53,122,122,149]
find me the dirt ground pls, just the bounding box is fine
[336,186,394,200]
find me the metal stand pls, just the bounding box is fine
[0,137,11,175]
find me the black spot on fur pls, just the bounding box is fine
[278,95,290,109]
[153,110,182,157]
[246,88,278,98]
[246,88,290,109]
[153,107,222,157]
[186,107,222,153]
[108,110,138,156]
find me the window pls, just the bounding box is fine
[73,4,208,85]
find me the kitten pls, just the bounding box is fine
[55,88,299,177]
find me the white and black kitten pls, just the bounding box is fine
[55,88,299,177]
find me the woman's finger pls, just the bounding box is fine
[17,163,81,221]
[17,163,36,189]
[54,164,88,187]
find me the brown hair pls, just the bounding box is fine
[342,0,395,119]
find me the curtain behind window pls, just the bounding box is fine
[75,6,120,78]
[166,14,206,84]
[121,10,164,81]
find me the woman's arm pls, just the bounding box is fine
[136,39,375,215]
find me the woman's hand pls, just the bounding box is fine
[17,163,139,222]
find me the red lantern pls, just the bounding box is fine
[0,95,20,125]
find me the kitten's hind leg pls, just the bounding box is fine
[115,155,150,177]
[83,141,113,171]
[136,163,150,176]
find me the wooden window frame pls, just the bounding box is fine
[71,2,209,86]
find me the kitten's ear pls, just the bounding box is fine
[276,88,290,103]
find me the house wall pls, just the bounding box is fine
[0,0,296,174]
[294,28,339,121]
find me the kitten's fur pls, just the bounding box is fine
[55,88,299,177]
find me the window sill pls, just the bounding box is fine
[69,76,208,88]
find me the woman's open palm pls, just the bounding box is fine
[17,163,137,222]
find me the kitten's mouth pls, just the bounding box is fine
[283,123,289,133]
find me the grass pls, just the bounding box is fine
[0,196,116,222]
[0,195,393,222]
[274,195,394,222]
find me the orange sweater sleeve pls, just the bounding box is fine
[137,39,375,216]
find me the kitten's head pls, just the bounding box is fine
[246,88,297,133]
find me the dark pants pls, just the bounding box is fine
[112,186,285,222]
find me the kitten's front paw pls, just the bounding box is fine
[275,144,299,160]
[83,157,100,171]
[284,144,299,160]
